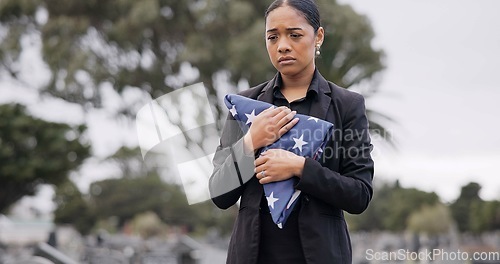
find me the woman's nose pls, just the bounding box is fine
[277,39,291,53]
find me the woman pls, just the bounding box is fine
[209,0,374,263]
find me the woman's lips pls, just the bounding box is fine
[278,57,296,65]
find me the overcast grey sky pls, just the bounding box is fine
[338,0,500,201]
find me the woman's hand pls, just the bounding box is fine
[243,106,298,152]
[254,149,305,184]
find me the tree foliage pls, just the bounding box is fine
[53,180,95,235]
[130,211,169,239]
[89,173,169,228]
[52,145,236,235]
[450,182,482,232]
[87,173,236,235]
[450,182,500,233]
[0,0,386,134]
[0,103,90,213]
[407,203,453,235]
[82,146,235,235]
[348,181,500,233]
[347,180,440,232]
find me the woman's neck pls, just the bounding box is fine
[280,66,315,102]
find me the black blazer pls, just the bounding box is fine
[209,70,374,264]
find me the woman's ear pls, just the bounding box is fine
[316,26,325,46]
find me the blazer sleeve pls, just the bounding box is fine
[295,94,374,214]
[209,113,256,209]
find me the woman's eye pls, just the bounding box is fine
[267,35,277,40]
[290,33,301,38]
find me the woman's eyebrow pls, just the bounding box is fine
[266,27,303,33]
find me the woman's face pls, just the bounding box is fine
[265,5,323,77]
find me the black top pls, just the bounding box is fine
[271,71,319,115]
[257,72,320,264]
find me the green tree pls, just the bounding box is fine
[450,182,482,232]
[0,0,387,140]
[89,174,168,228]
[383,185,440,231]
[53,180,96,235]
[0,103,90,213]
[131,211,168,238]
[469,200,500,232]
[407,203,453,235]
[347,180,440,231]
[88,146,235,235]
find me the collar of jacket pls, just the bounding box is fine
[256,68,332,121]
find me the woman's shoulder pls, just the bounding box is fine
[327,80,364,102]
[319,77,366,115]
[313,69,364,104]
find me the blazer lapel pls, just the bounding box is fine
[256,75,277,104]
[309,72,332,121]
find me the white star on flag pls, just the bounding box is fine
[292,134,308,152]
[229,105,237,117]
[245,109,256,125]
[308,117,319,122]
[267,192,279,209]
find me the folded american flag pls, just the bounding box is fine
[224,94,334,228]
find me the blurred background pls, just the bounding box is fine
[1,0,499,263]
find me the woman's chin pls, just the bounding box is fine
[276,66,301,76]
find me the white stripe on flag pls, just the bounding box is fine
[286,190,302,209]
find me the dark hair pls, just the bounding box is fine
[265,0,321,33]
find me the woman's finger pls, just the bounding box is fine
[254,155,267,167]
[276,110,296,128]
[278,117,299,137]
[256,169,267,180]
[259,106,285,118]
[271,107,291,123]
[259,175,273,184]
